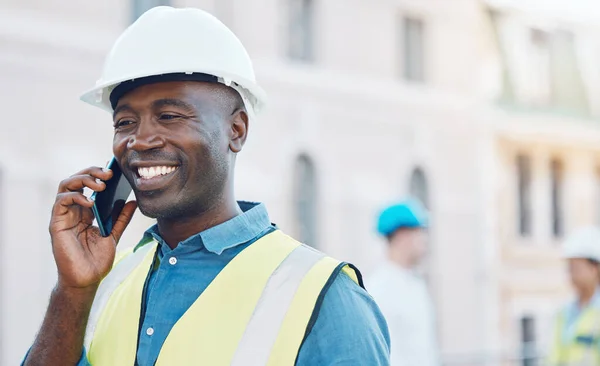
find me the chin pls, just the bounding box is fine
[135,195,175,219]
[137,198,199,220]
[136,202,161,219]
[133,189,179,219]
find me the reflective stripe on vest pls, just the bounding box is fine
[85,230,362,365]
[83,243,154,352]
[230,244,325,366]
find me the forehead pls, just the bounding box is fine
[569,258,593,268]
[114,81,221,109]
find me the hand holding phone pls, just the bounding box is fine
[49,163,137,290]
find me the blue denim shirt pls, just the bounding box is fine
[562,288,600,344]
[26,202,390,365]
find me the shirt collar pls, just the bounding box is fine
[565,287,600,315]
[134,201,271,255]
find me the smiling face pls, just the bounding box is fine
[112,81,247,220]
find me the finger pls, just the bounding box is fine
[58,175,107,193]
[71,166,114,181]
[59,167,113,191]
[53,192,94,216]
[110,200,138,244]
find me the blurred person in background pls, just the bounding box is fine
[549,226,600,366]
[367,200,439,366]
[22,6,390,366]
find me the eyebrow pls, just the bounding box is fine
[112,104,137,120]
[151,98,195,111]
[112,98,196,120]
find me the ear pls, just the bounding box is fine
[229,109,249,153]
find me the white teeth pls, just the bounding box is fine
[137,166,177,179]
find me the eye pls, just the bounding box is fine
[114,119,135,129]
[159,113,182,121]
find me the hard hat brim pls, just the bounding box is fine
[80,69,268,115]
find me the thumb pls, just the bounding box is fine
[110,200,138,244]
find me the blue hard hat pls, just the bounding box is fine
[377,199,429,236]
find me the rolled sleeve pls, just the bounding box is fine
[297,271,391,365]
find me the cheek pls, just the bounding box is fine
[584,267,598,280]
[112,133,129,157]
[183,138,219,177]
[193,128,230,161]
[571,267,593,282]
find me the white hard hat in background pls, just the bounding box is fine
[80,6,267,117]
[563,226,600,262]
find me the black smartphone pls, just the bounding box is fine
[91,157,133,237]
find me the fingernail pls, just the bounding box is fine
[103,168,111,173]
[88,197,94,202]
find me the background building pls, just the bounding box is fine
[1,0,599,365]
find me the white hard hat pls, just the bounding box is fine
[80,6,267,117]
[563,226,600,262]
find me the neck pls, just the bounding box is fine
[578,286,597,307]
[157,195,241,249]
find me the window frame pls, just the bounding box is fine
[287,0,315,62]
[401,15,425,82]
[292,154,319,248]
[550,158,564,238]
[517,154,532,237]
[131,0,171,23]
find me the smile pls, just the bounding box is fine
[132,163,180,192]
[137,166,178,180]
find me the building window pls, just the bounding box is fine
[549,30,589,114]
[409,167,429,209]
[528,29,552,106]
[521,27,587,112]
[131,0,170,23]
[550,159,564,238]
[517,155,532,236]
[293,154,318,247]
[520,315,537,366]
[288,0,314,62]
[401,16,425,82]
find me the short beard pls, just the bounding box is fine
[142,149,231,221]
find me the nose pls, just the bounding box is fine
[127,120,165,151]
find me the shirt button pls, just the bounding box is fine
[146,327,154,336]
[169,257,177,265]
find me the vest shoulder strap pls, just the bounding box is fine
[229,241,327,365]
[83,242,157,351]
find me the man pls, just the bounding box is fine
[23,6,390,366]
[548,227,600,365]
[367,200,439,366]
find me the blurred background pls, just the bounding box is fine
[1,0,600,365]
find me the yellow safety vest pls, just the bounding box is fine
[549,305,600,366]
[83,230,362,365]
